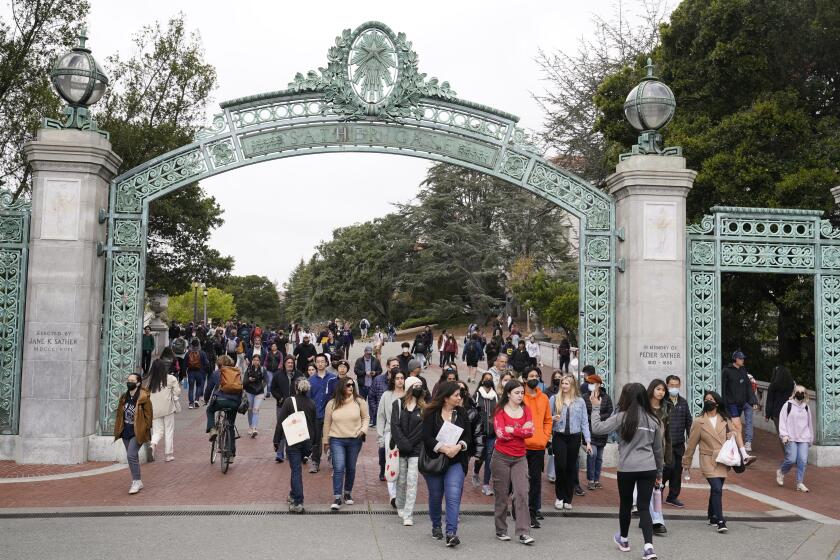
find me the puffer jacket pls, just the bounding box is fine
[463,396,485,459]
[473,387,498,437]
[391,399,424,457]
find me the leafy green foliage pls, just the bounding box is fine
[96,14,232,294]
[222,275,281,326]
[509,257,579,344]
[167,286,236,324]
[0,0,89,196]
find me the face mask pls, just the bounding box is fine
[668,388,680,397]
[587,383,597,392]
[552,379,560,386]
[126,381,138,391]
[390,367,399,375]
[795,392,805,401]
[526,379,539,389]
[411,387,424,398]
[703,400,717,412]
[482,380,494,389]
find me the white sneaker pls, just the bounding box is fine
[745,441,752,452]
[547,476,556,483]
[397,509,404,518]
[403,517,414,526]
[563,502,573,510]
[776,469,784,486]
[128,480,143,495]
[796,482,809,493]
[554,499,564,510]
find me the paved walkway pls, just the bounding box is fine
[2,341,839,527]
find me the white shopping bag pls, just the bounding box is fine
[716,434,741,466]
[385,434,400,482]
[282,397,310,446]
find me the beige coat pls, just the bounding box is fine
[148,374,182,419]
[682,414,735,479]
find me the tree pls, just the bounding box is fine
[0,0,88,197]
[509,257,579,344]
[223,275,282,326]
[167,286,236,324]
[96,14,233,294]
[284,258,314,324]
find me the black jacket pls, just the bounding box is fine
[353,356,382,388]
[765,380,795,420]
[293,342,317,372]
[722,364,757,407]
[510,349,531,373]
[667,395,693,447]
[274,394,316,449]
[397,353,413,374]
[270,368,305,407]
[584,390,613,447]
[391,399,424,457]
[462,396,485,459]
[421,406,473,473]
[243,366,267,395]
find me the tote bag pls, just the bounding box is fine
[384,405,401,482]
[282,397,310,446]
[716,434,741,466]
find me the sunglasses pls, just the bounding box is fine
[346,383,355,388]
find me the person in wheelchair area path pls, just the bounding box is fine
[205,354,244,462]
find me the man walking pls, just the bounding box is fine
[722,351,759,452]
[308,353,337,473]
[664,375,692,507]
[353,345,382,399]
[523,368,552,529]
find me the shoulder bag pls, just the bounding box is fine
[384,403,401,482]
[170,379,182,414]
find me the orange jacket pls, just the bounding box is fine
[523,388,552,450]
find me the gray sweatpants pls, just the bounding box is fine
[123,437,141,481]
[491,450,530,537]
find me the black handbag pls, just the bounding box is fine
[418,444,448,474]
[237,396,249,415]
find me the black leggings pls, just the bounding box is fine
[552,432,581,503]
[617,470,656,544]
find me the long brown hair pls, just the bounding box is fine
[331,376,359,409]
[423,381,460,418]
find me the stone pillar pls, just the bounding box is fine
[17,129,121,464]
[606,155,696,390]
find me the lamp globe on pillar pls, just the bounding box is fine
[621,58,679,158]
[47,26,108,132]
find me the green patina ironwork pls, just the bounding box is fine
[97,21,619,432]
[0,191,30,434]
[687,206,840,445]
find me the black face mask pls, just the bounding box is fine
[552,379,561,386]
[126,381,138,391]
[703,400,717,412]
[795,392,805,401]
[411,387,424,398]
[482,380,494,389]
[526,379,539,389]
[390,367,400,375]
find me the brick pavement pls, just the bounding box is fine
[0,461,111,479]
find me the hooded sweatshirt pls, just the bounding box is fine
[778,398,814,443]
[523,387,552,451]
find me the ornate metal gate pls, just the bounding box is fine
[97,21,619,431]
[0,192,29,434]
[687,206,840,444]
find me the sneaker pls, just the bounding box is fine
[445,535,460,547]
[664,497,684,508]
[397,509,404,518]
[776,469,785,486]
[708,517,719,526]
[482,485,494,496]
[653,523,667,535]
[642,544,658,559]
[379,472,386,482]
[614,532,630,552]
[519,535,535,545]
[744,441,752,452]
[128,480,143,494]
[796,482,809,492]
[496,532,511,541]
[631,504,638,516]
[390,497,397,509]
[275,457,285,463]
[471,473,481,487]
[587,481,597,491]
[309,463,319,474]
[207,428,218,442]
[743,455,757,466]
[575,485,586,496]
[343,492,354,505]
[547,475,556,483]
[403,517,413,526]
[165,455,174,462]
[717,521,728,533]
[287,494,293,504]
[302,455,309,464]
[563,502,572,510]
[331,498,341,511]
[431,526,443,540]
[529,514,541,529]
[250,429,258,438]
[289,503,305,514]
[594,481,603,489]
[554,499,564,510]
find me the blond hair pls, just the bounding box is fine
[555,374,581,415]
[790,384,810,403]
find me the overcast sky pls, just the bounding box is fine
[87,0,658,287]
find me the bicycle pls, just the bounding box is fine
[210,408,239,473]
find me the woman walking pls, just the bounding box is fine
[323,377,370,510]
[443,334,458,366]
[590,383,662,560]
[263,342,284,399]
[683,390,754,534]
[549,374,591,510]
[377,370,406,505]
[113,372,152,495]
[583,373,613,490]
[244,354,267,437]
[421,381,472,547]
[776,384,813,492]
[392,376,426,526]
[491,380,536,545]
[646,379,672,535]
[472,371,498,496]
[146,359,181,462]
[765,365,795,453]
[276,378,316,512]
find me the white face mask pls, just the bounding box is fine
[587,383,597,392]
[668,388,680,397]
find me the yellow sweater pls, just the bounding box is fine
[323,398,370,443]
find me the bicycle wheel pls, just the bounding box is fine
[220,426,231,474]
[210,434,217,464]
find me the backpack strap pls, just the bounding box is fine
[292,396,298,413]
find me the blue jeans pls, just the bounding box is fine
[288,443,311,505]
[727,402,754,443]
[707,477,725,522]
[330,437,363,497]
[264,370,275,397]
[187,369,204,405]
[586,444,605,482]
[245,392,263,429]
[275,407,286,460]
[424,462,465,536]
[780,441,809,483]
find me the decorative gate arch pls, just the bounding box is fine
[687,206,840,445]
[98,21,618,431]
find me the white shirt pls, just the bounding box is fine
[526,341,540,359]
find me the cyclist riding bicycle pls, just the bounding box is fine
[205,355,244,461]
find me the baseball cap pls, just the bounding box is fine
[364,345,373,352]
[732,351,746,360]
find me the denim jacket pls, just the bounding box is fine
[548,395,591,444]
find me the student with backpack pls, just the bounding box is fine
[464,334,482,384]
[276,377,316,513]
[776,385,814,492]
[171,332,188,380]
[205,355,244,460]
[185,339,211,408]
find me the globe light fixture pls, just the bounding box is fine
[620,58,680,159]
[44,26,109,135]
